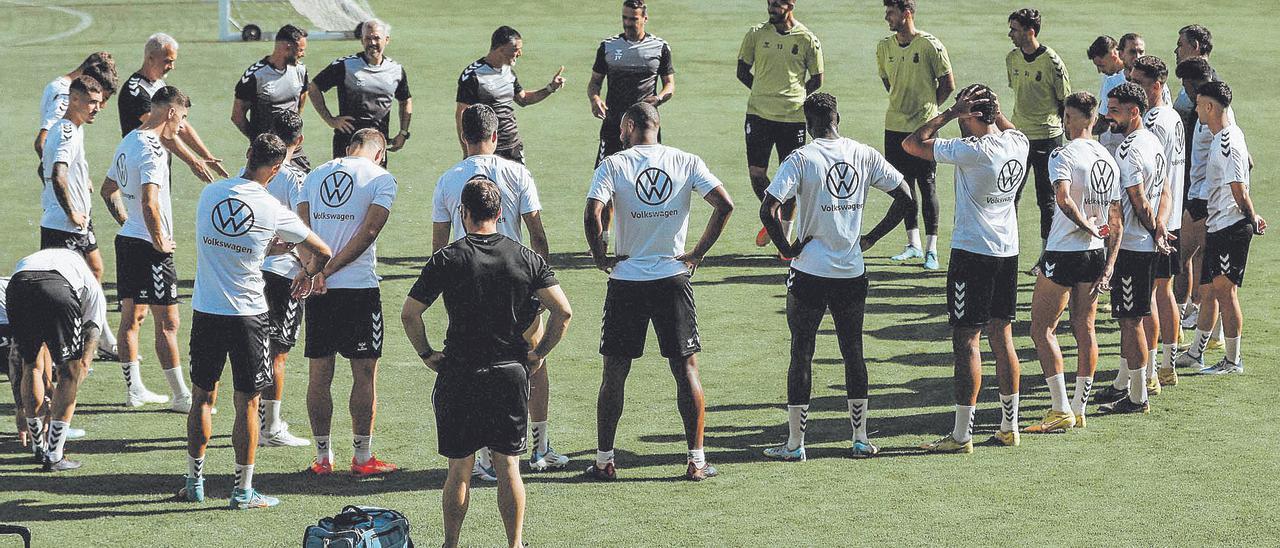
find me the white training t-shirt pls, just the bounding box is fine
[1205,124,1251,233]
[261,163,308,278]
[41,119,92,234]
[587,144,723,281]
[299,156,398,289]
[107,129,173,244]
[1114,128,1166,252]
[934,130,1029,258]
[193,178,311,316]
[1189,106,1236,200]
[13,249,107,330]
[432,154,541,244]
[1046,138,1121,252]
[766,137,905,278]
[1143,106,1186,231]
[39,77,71,131]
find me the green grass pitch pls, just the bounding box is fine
[2,1,1279,545]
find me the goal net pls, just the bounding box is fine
[218,0,378,42]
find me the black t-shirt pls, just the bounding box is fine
[408,233,557,368]
[118,72,165,136]
[312,53,411,132]
[592,34,674,115]
[456,59,523,151]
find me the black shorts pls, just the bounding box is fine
[1154,230,1182,279]
[745,114,806,168]
[947,249,1018,327]
[597,115,625,168]
[6,271,83,365]
[786,269,868,313]
[115,235,179,305]
[1111,249,1155,318]
[496,143,526,165]
[304,288,384,359]
[263,271,302,352]
[1202,219,1253,287]
[40,222,97,254]
[189,311,271,393]
[433,361,529,458]
[884,130,937,182]
[600,274,700,359]
[1039,249,1106,287]
[0,324,11,354]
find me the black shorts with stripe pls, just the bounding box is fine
[1201,219,1253,287]
[1110,249,1155,318]
[947,249,1018,327]
[1039,249,1105,287]
[115,235,179,305]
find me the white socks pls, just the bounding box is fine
[530,420,549,454]
[234,463,254,490]
[847,399,868,443]
[1190,329,1212,358]
[1226,336,1241,364]
[48,420,70,462]
[1146,349,1157,378]
[1112,359,1130,390]
[100,326,117,352]
[163,366,190,399]
[315,436,333,463]
[1046,373,1069,413]
[1071,376,1093,416]
[27,417,44,452]
[687,448,706,468]
[1128,365,1147,404]
[907,228,922,249]
[925,234,938,254]
[595,449,614,467]
[122,361,144,393]
[953,405,975,443]
[786,405,808,450]
[261,400,282,433]
[187,455,205,481]
[353,435,373,464]
[999,393,1019,433]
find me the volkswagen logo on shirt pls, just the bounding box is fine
[1089,159,1115,194]
[321,171,355,208]
[212,198,255,237]
[996,159,1025,193]
[825,162,861,199]
[635,167,673,206]
[115,153,128,188]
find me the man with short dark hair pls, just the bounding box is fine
[298,128,400,477]
[35,52,115,160]
[9,249,107,472]
[456,26,566,164]
[738,0,824,251]
[1176,82,1265,376]
[877,0,953,270]
[759,92,914,460]
[1023,91,1122,433]
[118,33,227,183]
[182,134,331,508]
[1094,83,1172,416]
[100,86,195,411]
[309,19,412,166]
[233,24,310,170]
[1087,35,1126,154]
[41,76,106,279]
[1005,8,1070,251]
[903,84,1029,452]
[432,104,564,478]
[403,177,572,548]
[589,0,674,166]
[1117,33,1172,107]
[585,102,734,480]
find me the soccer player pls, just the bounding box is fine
[309,19,412,165]
[298,129,399,477]
[1005,8,1069,250]
[456,26,566,164]
[41,76,106,281]
[584,102,734,480]
[99,86,194,411]
[1023,91,1122,433]
[903,85,1028,453]
[1176,82,1265,375]
[118,33,227,183]
[1093,83,1172,416]
[432,105,565,477]
[1117,33,1171,106]
[1086,36,1126,154]
[403,178,573,548]
[1130,56,1186,389]
[35,52,115,161]
[876,0,953,270]
[758,93,914,460]
[9,248,107,471]
[182,134,331,508]
[254,111,311,447]
[737,0,823,250]
[232,24,310,170]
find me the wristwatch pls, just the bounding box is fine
[397,130,411,141]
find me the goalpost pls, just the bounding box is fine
[218,0,378,42]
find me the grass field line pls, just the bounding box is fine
[2,0,93,46]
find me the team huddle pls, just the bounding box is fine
[2,1,1266,547]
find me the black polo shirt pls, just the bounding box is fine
[408,232,557,368]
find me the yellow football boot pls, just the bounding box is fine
[919,435,973,454]
[1022,410,1076,433]
[987,430,1020,447]
[1158,366,1178,387]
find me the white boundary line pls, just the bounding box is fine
[4,0,94,46]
